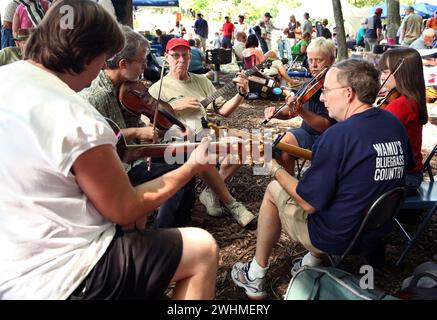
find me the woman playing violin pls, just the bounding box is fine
[378,48,428,193]
[264,37,337,175]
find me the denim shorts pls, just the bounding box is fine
[286,127,319,150]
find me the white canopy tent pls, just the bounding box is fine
[276,0,368,37]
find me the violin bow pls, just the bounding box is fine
[378,58,405,95]
[147,57,167,170]
[153,58,167,130]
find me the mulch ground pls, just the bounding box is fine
[188,68,437,300]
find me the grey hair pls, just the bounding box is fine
[333,59,381,104]
[307,37,336,63]
[106,25,150,69]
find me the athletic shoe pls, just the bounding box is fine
[231,261,267,300]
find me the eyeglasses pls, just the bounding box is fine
[321,86,348,94]
[167,52,190,60]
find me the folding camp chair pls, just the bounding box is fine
[395,144,437,266]
[242,54,256,70]
[328,187,406,268]
[205,48,232,85]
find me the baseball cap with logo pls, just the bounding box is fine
[166,38,191,52]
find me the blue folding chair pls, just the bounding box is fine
[395,144,437,266]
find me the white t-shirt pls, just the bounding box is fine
[1,0,19,22]
[235,23,248,35]
[0,61,117,299]
[233,40,245,61]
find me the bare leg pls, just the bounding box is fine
[253,181,283,267]
[311,251,325,259]
[199,169,233,204]
[278,65,299,86]
[171,227,219,299]
[278,132,298,176]
[219,163,241,183]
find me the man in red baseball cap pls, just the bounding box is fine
[165,37,191,52]
[364,7,383,51]
[148,34,256,228]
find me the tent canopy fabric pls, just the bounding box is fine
[413,2,437,18]
[368,2,437,19]
[367,3,407,18]
[133,0,179,6]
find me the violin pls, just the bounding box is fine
[376,88,401,109]
[262,65,329,125]
[291,65,328,111]
[118,81,186,132]
[376,59,404,110]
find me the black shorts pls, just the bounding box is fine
[68,227,182,300]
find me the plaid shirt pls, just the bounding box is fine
[79,70,144,133]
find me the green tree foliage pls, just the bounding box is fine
[348,0,381,7]
[348,0,418,8]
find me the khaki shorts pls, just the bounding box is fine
[195,35,207,50]
[270,180,323,255]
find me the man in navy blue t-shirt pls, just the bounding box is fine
[232,59,410,300]
[193,13,208,52]
[264,37,337,176]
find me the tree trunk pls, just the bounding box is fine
[386,0,401,45]
[332,0,347,61]
[120,0,133,27]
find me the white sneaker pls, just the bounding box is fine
[225,200,256,227]
[231,261,267,300]
[290,258,303,278]
[199,188,224,217]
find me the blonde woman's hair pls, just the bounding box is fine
[307,37,336,63]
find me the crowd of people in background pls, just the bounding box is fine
[4,2,435,58]
[116,6,437,79]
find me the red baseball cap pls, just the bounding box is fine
[375,7,383,14]
[166,38,191,52]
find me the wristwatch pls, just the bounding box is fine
[238,89,247,98]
